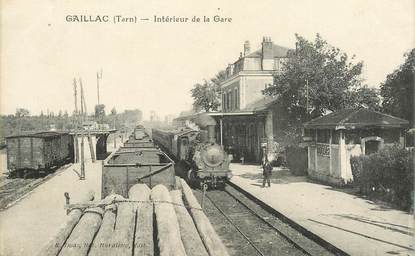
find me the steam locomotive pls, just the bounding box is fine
[152,115,231,188]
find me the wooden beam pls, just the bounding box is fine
[88,205,117,256]
[151,185,187,256]
[171,190,209,256]
[129,184,154,256]
[59,207,104,256]
[180,178,229,256]
[36,193,94,256]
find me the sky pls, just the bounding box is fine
[1,0,414,120]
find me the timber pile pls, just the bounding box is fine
[37,178,228,256]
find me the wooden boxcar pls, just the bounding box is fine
[6,131,74,177]
[101,148,175,198]
[152,128,200,160]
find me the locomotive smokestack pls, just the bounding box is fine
[207,125,215,143]
[193,113,217,143]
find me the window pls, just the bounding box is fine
[317,129,330,143]
[234,88,237,109]
[304,129,315,140]
[346,130,360,144]
[274,58,280,71]
[235,88,239,109]
[229,91,233,110]
[227,92,231,110]
[381,129,400,143]
[332,130,340,144]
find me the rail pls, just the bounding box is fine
[203,187,320,256]
[204,192,266,256]
[222,187,312,255]
[227,182,348,256]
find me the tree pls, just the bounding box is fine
[345,86,381,111]
[381,49,415,126]
[263,34,367,140]
[110,107,117,115]
[190,70,226,112]
[191,80,221,112]
[15,108,30,117]
[211,70,227,86]
[94,104,106,121]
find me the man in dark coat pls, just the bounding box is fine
[262,158,272,187]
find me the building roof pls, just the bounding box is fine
[245,43,291,58]
[6,131,69,139]
[303,108,409,130]
[241,96,279,112]
[174,97,280,123]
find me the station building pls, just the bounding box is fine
[303,108,409,185]
[215,37,293,162]
[176,37,292,163]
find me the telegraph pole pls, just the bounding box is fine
[97,69,102,105]
[73,79,79,163]
[79,78,96,163]
[306,79,309,115]
[79,78,85,180]
[80,78,87,118]
[74,78,78,117]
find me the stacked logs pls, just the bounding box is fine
[36,178,229,256]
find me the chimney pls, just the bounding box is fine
[244,40,250,56]
[262,36,274,70]
[262,36,273,59]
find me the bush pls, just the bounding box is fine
[286,146,308,175]
[350,146,414,211]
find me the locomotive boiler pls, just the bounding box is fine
[152,115,231,188]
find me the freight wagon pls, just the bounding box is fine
[123,138,155,148]
[133,124,148,140]
[6,131,74,178]
[101,146,175,198]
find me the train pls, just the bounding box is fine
[133,124,148,140]
[101,125,176,198]
[152,115,232,189]
[6,131,74,178]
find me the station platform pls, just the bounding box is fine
[229,163,414,256]
[0,136,122,256]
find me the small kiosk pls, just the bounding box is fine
[303,108,408,185]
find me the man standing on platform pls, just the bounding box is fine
[262,158,272,188]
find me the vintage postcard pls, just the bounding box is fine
[0,1,414,255]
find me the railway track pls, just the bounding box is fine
[0,164,71,211]
[193,184,340,256]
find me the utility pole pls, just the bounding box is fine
[80,79,84,121]
[73,79,79,163]
[97,69,102,105]
[79,78,85,179]
[80,78,87,118]
[79,78,96,163]
[74,78,78,117]
[306,79,309,115]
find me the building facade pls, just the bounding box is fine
[221,37,289,112]
[216,37,291,162]
[303,108,409,185]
